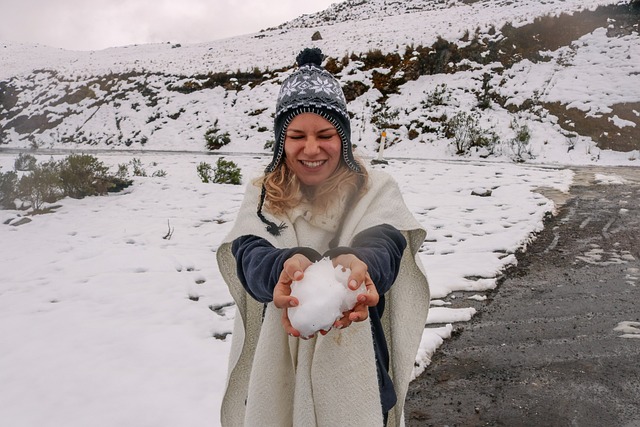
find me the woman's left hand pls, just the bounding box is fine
[331,254,380,330]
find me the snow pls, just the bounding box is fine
[288,257,365,337]
[0,152,575,425]
[0,0,620,80]
[614,321,640,339]
[595,173,628,184]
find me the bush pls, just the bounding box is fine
[14,153,37,171]
[3,153,132,213]
[422,83,450,107]
[58,154,110,198]
[508,120,533,162]
[0,170,18,209]
[371,106,400,132]
[445,111,499,155]
[17,161,63,211]
[130,158,147,177]
[476,73,493,110]
[197,162,213,183]
[116,163,129,179]
[205,125,231,150]
[213,158,242,185]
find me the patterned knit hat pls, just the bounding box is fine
[265,47,360,174]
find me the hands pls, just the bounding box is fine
[273,253,379,339]
[331,254,379,330]
[273,254,312,338]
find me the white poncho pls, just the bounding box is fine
[216,170,430,427]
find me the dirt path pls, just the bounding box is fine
[405,165,640,427]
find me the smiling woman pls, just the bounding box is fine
[216,47,430,427]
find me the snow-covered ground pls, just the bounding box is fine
[0,151,575,425]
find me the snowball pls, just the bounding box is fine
[288,258,366,338]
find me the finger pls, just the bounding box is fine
[333,312,352,330]
[347,261,368,291]
[349,303,370,322]
[273,280,299,308]
[357,293,379,307]
[359,274,380,306]
[273,292,298,309]
[283,254,313,282]
[281,308,302,337]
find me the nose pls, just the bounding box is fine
[303,137,321,156]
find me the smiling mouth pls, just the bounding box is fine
[300,160,326,168]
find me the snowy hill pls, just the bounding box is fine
[0,0,639,165]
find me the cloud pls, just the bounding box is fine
[0,0,336,51]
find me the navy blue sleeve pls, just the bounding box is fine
[231,235,322,303]
[323,224,407,295]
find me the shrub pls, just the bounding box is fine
[14,153,37,171]
[445,111,499,155]
[477,73,493,110]
[58,154,110,198]
[213,158,242,185]
[508,120,533,162]
[371,106,400,132]
[197,162,213,183]
[130,158,147,177]
[422,83,450,107]
[205,125,231,150]
[116,163,129,179]
[4,153,132,213]
[0,170,18,208]
[152,169,167,178]
[17,161,63,211]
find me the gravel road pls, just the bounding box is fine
[405,166,640,427]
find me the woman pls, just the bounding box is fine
[216,48,430,427]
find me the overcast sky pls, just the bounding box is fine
[0,0,338,51]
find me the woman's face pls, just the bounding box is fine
[284,113,342,187]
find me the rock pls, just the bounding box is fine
[311,31,322,41]
[10,217,32,226]
[471,188,492,197]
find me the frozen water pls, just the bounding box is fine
[288,258,366,337]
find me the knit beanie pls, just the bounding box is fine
[265,47,360,174]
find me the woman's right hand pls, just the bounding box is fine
[273,254,313,338]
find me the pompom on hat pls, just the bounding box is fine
[266,47,360,174]
[257,48,361,236]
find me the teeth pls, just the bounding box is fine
[302,160,324,168]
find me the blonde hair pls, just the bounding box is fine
[258,160,369,218]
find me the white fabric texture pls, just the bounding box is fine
[216,170,430,427]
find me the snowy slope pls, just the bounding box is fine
[0,0,624,79]
[0,0,638,163]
